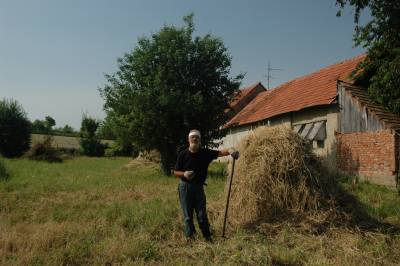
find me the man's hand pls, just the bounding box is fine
[229,148,240,159]
[183,170,195,180]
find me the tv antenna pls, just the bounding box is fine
[266,62,283,90]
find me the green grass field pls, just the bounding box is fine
[0,157,399,265]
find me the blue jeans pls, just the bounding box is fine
[178,181,211,238]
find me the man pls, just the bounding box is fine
[174,129,239,242]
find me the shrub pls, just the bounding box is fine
[26,135,62,162]
[80,115,106,157]
[80,138,106,157]
[0,98,31,157]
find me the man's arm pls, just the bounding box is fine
[174,170,195,181]
[218,149,230,157]
[173,170,185,178]
[218,148,239,159]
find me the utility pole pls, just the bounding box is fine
[266,62,283,90]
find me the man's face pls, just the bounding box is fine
[188,135,200,150]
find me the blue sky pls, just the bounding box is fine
[0,0,367,129]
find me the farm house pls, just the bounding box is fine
[219,55,400,187]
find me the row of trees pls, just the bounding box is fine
[31,115,117,140]
[0,98,127,158]
[31,116,77,137]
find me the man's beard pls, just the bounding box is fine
[189,142,200,151]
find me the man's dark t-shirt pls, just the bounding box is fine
[175,148,219,184]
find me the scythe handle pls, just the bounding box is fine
[222,158,236,238]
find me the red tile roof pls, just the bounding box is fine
[226,54,365,127]
[229,82,264,108]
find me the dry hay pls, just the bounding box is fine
[137,150,161,163]
[221,125,334,229]
[123,150,162,171]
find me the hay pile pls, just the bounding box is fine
[136,150,161,163]
[223,126,333,228]
[123,150,161,170]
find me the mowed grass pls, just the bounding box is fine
[0,157,400,265]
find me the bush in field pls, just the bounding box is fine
[80,115,106,157]
[0,158,10,180]
[0,98,31,158]
[26,135,62,162]
[81,138,107,157]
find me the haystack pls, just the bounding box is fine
[223,126,333,228]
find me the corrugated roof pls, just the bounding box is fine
[226,54,365,127]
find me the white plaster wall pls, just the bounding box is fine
[218,105,339,170]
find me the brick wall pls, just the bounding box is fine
[335,130,398,187]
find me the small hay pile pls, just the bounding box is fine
[123,150,161,170]
[223,126,333,229]
[137,150,161,163]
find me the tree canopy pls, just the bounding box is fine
[100,14,242,173]
[336,0,400,113]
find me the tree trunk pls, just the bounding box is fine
[160,150,176,176]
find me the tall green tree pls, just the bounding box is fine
[336,0,400,113]
[100,14,242,174]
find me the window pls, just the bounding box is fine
[292,121,326,141]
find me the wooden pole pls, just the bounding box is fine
[222,158,236,238]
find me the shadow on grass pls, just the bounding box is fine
[332,177,400,235]
[255,174,400,237]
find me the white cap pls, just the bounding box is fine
[188,129,201,138]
